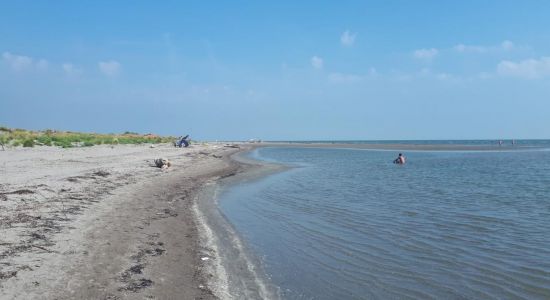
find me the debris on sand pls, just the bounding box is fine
[220,172,237,179]
[154,158,171,169]
[92,170,110,177]
[31,245,57,254]
[128,264,145,275]
[0,271,17,280]
[1,189,35,195]
[119,278,153,292]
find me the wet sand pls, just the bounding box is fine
[0,143,246,299]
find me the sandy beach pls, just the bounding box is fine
[1,141,542,299]
[0,143,247,299]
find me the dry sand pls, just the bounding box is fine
[0,143,246,299]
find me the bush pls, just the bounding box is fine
[0,135,7,150]
[90,138,102,145]
[83,141,94,147]
[100,138,113,144]
[54,140,73,148]
[36,135,52,145]
[23,139,35,147]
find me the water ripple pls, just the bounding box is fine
[220,147,550,299]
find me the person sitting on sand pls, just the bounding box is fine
[177,135,190,147]
[393,153,406,164]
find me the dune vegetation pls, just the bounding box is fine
[0,126,174,149]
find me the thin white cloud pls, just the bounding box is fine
[369,67,377,76]
[497,57,550,79]
[436,72,453,80]
[476,72,494,80]
[311,56,324,69]
[413,48,438,60]
[328,67,378,83]
[328,72,362,83]
[2,51,51,72]
[98,60,121,77]
[36,59,49,70]
[427,68,462,81]
[501,40,515,51]
[454,40,516,53]
[454,44,487,53]
[419,68,431,75]
[62,63,81,76]
[2,52,34,71]
[340,30,356,47]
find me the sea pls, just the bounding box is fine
[216,141,550,299]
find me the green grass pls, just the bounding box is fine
[0,126,175,149]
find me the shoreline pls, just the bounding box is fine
[0,143,246,299]
[195,148,288,300]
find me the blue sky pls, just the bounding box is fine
[1,1,550,140]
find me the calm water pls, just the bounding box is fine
[219,146,550,299]
[273,139,550,148]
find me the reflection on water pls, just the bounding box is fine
[220,147,550,299]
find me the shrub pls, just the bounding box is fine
[23,139,35,147]
[100,138,113,144]
[90,138,102,145]
[36,135,52,145]
[83,141,94,147]
[0,135,7,150]
[54,140,73,148]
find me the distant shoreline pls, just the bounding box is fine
[258,141,539,151]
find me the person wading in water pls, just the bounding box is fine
[393,153,406,164]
